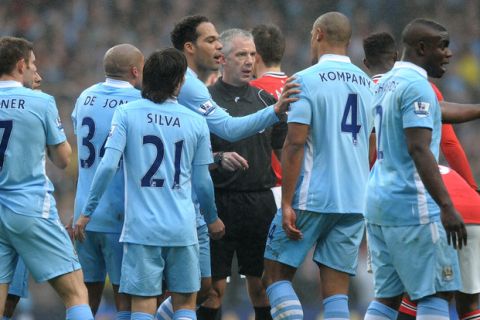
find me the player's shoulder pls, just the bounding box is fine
[16,87,55,106]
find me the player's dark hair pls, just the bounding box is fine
[0,36,33,76]
[363,32,396,64]
[252,24,285,67]
[171,15,210,50]
[142,48,187,103]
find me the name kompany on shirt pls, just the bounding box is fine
[366,62,442,226]
[0,81,66,219]
[287,55,373,214]
[72,79,141,233]
[106,98,212,246]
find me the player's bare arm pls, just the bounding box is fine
[405,127,467,249]
[441,101,480,123]
[281,122,309,240]
[46,140,72,169]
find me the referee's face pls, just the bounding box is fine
[222,36,256,87]
[194,22,223,72]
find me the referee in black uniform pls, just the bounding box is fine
[199,28,286,320]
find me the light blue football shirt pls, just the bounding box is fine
[72,79,141,233]
[0,81,66,219]
[287,55,373,214]
[105,98,213,246]
[366,62,442,226]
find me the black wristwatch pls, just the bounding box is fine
[213,152,224,166]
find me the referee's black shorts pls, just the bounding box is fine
[210,189,277,278]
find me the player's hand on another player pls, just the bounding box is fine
[208,218,225,240]
[220,152,249,171]
[274,76,300,115]
[441,206,467,249]
[74,214,91,242]
[281,205,302,241]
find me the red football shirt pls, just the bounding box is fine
[250,72,288,186]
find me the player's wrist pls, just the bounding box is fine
[213,152,224,167]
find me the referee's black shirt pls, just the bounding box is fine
[208,78,287,192]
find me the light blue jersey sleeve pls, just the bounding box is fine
[45,96,66,145]
[179,69,279,142]
[192,120,217,223]
[104,107,127,152]
[192,164,217,224]
[82,148,122,216]
[401,80,436,130]
[287,76,312,125]
[82,107,127,216]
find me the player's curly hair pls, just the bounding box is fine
[171,15,210,51]
[142,48,187,103]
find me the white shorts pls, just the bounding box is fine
[458,224,480,294]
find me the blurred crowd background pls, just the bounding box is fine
[1,0,479,319]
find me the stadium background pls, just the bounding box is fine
[1,0,479,319]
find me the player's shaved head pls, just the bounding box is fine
[103,43,143,79]
[402,18,447,48]
[314,12,351,45]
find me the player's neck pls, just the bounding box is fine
[0,73,21,83]
[254,64,282,78]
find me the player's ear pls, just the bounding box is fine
[184,42,194,54]
[16,58,26,75]
[417,40,427,56]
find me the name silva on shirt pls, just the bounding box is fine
[147,113,181,127]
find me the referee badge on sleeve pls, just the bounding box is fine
[413,101,430,117]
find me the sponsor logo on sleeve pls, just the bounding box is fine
[413,101,430,117]
[56,117,64,131]
[108,125,116,137]
[198,100,216,116]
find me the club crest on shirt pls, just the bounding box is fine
[198,100,216,116]
[442,265,453,281]
[413,101,430,117]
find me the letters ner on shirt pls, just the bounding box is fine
[0,98,25,109]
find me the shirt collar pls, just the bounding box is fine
[104,78,134,88]
[260,71,287,78]
[318,54,351,64]
[392,61,428,79]
[0,80,23,88]
[187,67,198,78]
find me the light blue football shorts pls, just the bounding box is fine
[197,224,211,278]
[366,221,461,300]
[0,204,81,283]
[8,258,29,298]
[264,209,364,275]
[119,242,200,296]
[75,231,123,285]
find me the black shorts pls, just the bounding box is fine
[210,189,277,278]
